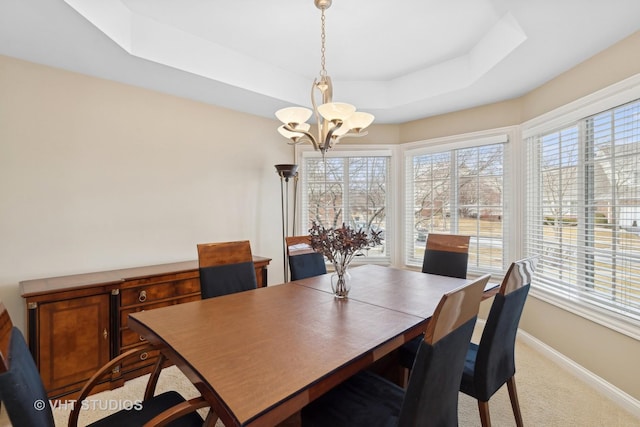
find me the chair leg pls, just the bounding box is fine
[204,409,219,427]
[507,376,524,427]
[402,367,410,388]
[477,400,491,427]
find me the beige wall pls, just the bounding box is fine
[522,31,640,122]
[400,98,522,142]
[0,55,292,332]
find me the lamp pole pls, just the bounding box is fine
[275,164,299,282]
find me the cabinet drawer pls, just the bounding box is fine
[121,300,174,327]
[119,348,161,373]
[120,278,200,307]
[121,328,148,347]
[120,294,201,328]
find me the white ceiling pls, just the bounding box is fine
[1,0,639,124]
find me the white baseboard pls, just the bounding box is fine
[515,326,640,419]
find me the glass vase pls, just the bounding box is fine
[331,265,351,298]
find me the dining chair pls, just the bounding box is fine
[301,274,491,427]
[286,235,327,281]
[0,302,215,427]
[398,233,472,381]
[197,240,257,299]
[421,233,471,278]
[460,257,538,427]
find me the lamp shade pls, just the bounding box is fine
[317,102,356,122]
[294,122,311,132]
[275,164,299,179]
[347,111,375,131]
[275,107,312,125]
[278,125,302,139]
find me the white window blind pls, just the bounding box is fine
[300,153,391,263]
[405,140,507,273]
[525,99,640,325]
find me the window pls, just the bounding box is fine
[525,99,640,326]
[299,150,391,263]
[404,135,508,273]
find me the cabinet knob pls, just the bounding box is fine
[138,290,147,302]
[140,352,148,361]
[103,328,108,340]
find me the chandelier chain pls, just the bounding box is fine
[320,8,327,77]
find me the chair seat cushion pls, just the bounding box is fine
[301,370,403,427]
[86,391,203,427]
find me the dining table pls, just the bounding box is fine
[127,264,490,427]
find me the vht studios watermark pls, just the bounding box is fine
[34,399,143,411]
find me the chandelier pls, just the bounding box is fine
[275,0,374,157]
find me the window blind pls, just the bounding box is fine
[405,141,508,273]
[525,99,640,324]
[300,153,391,263]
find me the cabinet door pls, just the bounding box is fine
[38,294,110,394]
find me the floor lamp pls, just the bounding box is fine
[275,164,299,282]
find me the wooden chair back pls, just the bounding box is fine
[197,240,257,299]
[197,240,254,268]
[425,233,470,253]
[500,256,538,295]
[422,233,471,278]
[425,274,491,344]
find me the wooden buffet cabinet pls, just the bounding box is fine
[20,257,270,399]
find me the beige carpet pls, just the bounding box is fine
[2,328,639,426]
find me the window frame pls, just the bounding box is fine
[295,144,399,266]
[400,128,518,277]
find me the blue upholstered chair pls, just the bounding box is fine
[0,302,212,427]
[197,240,258,299]
[421,233,470,278]
[286,235,327,281]
[301,274,491,427]
[399,233,471,380]
[460,257,537,427]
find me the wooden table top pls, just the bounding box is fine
[294,264,472,318]
[128,264,475,427]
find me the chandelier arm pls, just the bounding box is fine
[335,130,369,142]
[283,124,320,150]
[311,78,330,150]
[284,135,313,146]
[321,120,343,151]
